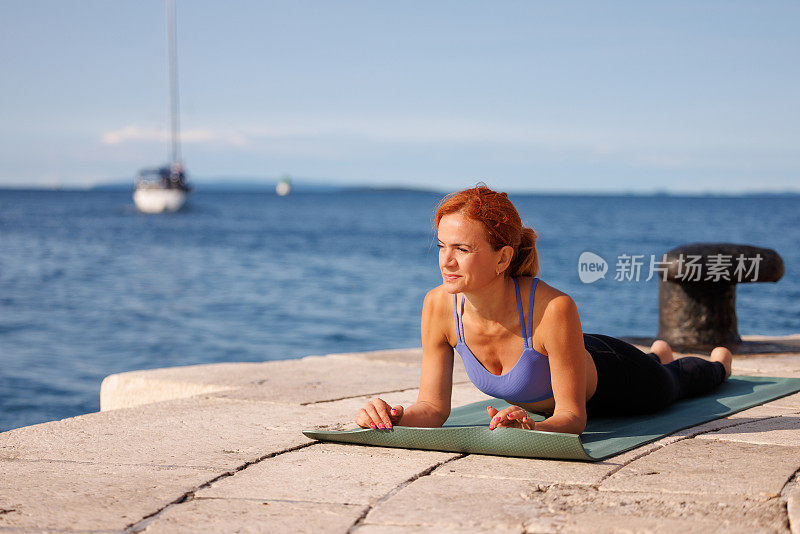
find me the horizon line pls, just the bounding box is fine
[1,181,799,198]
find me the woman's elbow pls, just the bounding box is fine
[555,409,587,435]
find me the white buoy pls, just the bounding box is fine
[276,177,292,196]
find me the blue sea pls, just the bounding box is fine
[1,188,798,432]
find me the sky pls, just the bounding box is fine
[1,1,798,193]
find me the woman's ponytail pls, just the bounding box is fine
[509,226,539,278]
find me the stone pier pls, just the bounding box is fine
[2,336,800,532]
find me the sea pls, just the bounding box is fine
[1,188,798,432]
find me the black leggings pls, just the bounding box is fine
[583,333,727,417]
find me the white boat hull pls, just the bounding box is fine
[133,188,187,213]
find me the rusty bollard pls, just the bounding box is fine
[656,243,784,351]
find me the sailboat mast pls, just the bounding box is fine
[166,0,181,164]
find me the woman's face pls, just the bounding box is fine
[437,212,507,293]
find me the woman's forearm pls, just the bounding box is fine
[533,411,585,435]
[398,401,448,428]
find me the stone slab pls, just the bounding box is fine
[353,524,520,533]
[362,471,786,532]
[695,413,800,447]
[362,472,536,531]
[327,348,470,383]
[195,442,461,506]
[731,353,800,378]
[99,372,235,413]
[601,438,799,499]
[432,450,618,487]
[0,459,210,531]
[789,486,800,534]
[670,402,798,438]
[209,376,475,407]
[325,348,423,366]
[526,487,786,533]
[769,391,800,411]
[0,395,354,469]
[101,355,429,411]
[144,497,363,534]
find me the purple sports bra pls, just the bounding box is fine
[452,276,554,404]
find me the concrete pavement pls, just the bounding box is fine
[1,338,800,533]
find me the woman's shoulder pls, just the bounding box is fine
[527,277,581,352]
[526,275,567,298]
[422,284,454,312]
[528,276,577,316]
[531,277,580,324]
[422,285,458,346]
[422,284,460,326]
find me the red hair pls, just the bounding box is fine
[434,183,540,278]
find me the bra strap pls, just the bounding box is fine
[459,296,466,341]
[513,277,529,348]
[452,294,462,342]
[528,277,539,347]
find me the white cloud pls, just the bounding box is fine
[233,116,618,153]
[101,125,248,147]
[99,117,624,161]
[221,116,799,172]
[98,115,799,173]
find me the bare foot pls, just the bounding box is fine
[649,339,674,364]
[710,346,733,379]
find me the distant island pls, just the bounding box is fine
[86,181,800,197]
[2,179,798,198]
[88,179,444,194]
[89,178,343,193]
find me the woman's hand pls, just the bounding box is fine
[487,405,535,430]
[356,398,404,430]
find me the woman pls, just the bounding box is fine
[355,185,732,435]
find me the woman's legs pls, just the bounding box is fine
[649,339,732,380]
[649,339,674,364]
[710,346,733,379]
[584,333,729,417]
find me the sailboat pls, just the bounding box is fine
[134,0,191,213]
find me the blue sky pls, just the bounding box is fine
[1,1,797,192]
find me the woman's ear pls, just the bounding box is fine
[497,245,514,274]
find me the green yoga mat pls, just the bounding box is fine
[302,375,800,461]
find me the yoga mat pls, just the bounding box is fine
[302,375,800,461]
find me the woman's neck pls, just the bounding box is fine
[461,275,517,325]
